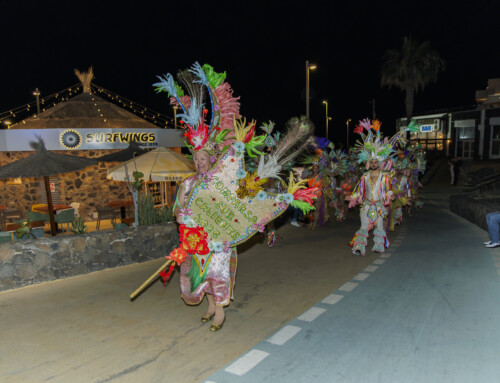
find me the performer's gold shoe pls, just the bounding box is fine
[210,320,225,332]
[201,314,215,322]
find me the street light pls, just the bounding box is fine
[173,105,178,129]
[33,88,41,114]
[322,100,331,139]
[305,60,317,118]
[346,119,352,149]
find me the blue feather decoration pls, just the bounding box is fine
[153,74,177,97]
[189,62,209,86]
[176,98,204,126]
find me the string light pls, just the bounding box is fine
[0,81,175,129]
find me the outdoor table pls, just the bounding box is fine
[107,200,133,219]
[34,204,73,213]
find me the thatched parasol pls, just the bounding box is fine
[96,141,149,163]
[0,139,96,235]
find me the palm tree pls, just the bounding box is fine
[381,36,445,124]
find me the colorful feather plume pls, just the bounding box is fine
[202,64,227,89]
[188,62,209,86]
[214,82,241,132]
[176,98,204,127]
[153,73,177,97]
[257,155,281,180]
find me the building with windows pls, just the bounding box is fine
[396,79,500,160]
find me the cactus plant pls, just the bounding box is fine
[137,194,173,225]
[71,216,88,234]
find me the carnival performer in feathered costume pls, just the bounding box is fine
[150,62,317,331]
[300,138,333,229]
[388,153,412,232]
[348,119,419,255]
[407,144,426,212]
[329,146,352,221]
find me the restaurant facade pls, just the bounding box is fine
[0,76,183,221]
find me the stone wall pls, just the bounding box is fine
[0,150,131,220]
[449,194,500,232]
[0,222,179,292]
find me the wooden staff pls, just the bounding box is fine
[130,259,173,300]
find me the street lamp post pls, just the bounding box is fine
[322,100,331,139]
[33,88,41,115]
[305,60,317,118]
[173,105,178,129]
[346,119,352,149]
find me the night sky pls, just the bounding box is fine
[1,0,499,144]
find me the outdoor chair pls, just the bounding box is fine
[70,202,80,216]
[54,208,75,232]
[27,211,49,223]
[0,232,12,243]
[3,209,23,224]
[96,207,116,230]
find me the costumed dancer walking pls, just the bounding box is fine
[150,62,317,331]
[349,119,418,255]
[388,155,411,232]
[301,139,332,229]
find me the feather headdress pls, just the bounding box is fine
[353,118,420,165]
[154,62,241,155]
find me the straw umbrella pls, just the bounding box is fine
[107,147,195,226]
[106,147,195,182]
[96,141,149,163]
[0,139,96,236]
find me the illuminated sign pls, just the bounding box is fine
[420,125,433,132]
[84,132,156,144]
[0,128,184,151]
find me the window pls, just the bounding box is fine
[458,127,475,140]
[491,126,500,157]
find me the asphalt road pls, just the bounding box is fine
[2,178,498,383]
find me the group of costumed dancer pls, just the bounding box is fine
[130,62,427,332]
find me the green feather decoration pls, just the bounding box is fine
[185,256,208,292]
[202,64,227,89]
[215,129,231,144]
[174,81,185,97]
[291,200,315,214]
[245,134,267,157]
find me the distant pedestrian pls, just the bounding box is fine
[448,156,455,185]
[484,211,500,248]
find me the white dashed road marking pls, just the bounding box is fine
[380,253,391,258]
[339,281,359,292]
[322,294,344,305]
[298,307,326,322]
[225,349,270,376]
[267,325,302,345]
[353,272,369,281]
[373,259,386,265]
[364,265,378,272]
